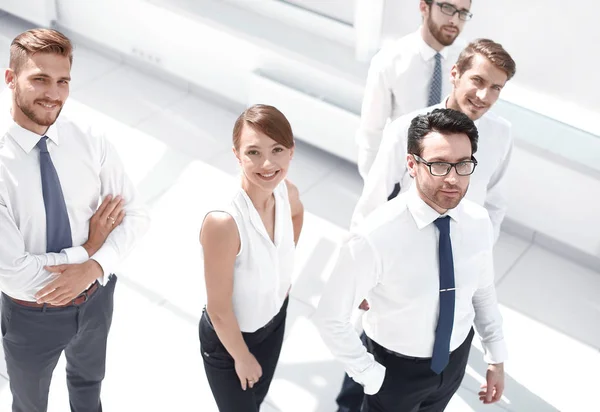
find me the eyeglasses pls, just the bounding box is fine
[431,2,473,21]
[413,154,477,176]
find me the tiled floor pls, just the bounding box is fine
[1,13,599,412]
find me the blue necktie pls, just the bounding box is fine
[37,136,73,253]
[431,216,455,374]
[427,53,442,107]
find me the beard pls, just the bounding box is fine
[427,16,459,47]
[14,84,63,128]
[419,179,468,211]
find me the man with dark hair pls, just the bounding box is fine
[353,38,516,240]
[0,28,150,411]
[316,108,506,412]
[356,0,473,180]
[339,37,515,411]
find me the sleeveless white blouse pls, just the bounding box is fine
[205,181,295,333]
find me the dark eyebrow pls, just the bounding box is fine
[441,2,470,11]
[428,156,472,162]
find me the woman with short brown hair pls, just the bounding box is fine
[199,104,304,411]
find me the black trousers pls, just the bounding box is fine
[1,275,117,412]
[199,298,288,412]
[363,328,475,412]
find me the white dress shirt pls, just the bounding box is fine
[356,29,464,178]
[315,185,507,395]
[205,181,295,333]
[0,109,150,301]
[352,101,512,241]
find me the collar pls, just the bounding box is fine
[2,107,60,154]
[406,184,460,230]
[417,27,449,62]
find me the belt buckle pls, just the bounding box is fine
[73,289,89,306]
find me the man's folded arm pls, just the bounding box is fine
[0,199,89,296]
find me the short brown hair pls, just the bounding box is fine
[233,104,294,150]
[456,39,516,81]
[10,29,73,73]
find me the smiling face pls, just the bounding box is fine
[234,124,294,192]
[6,52,71,134]
[407,130,473,213]
[448,53,507,120]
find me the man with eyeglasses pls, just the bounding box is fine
[317,109,506,412]
[356,0,473,180]
[353,38,516,239]
[335,38,515,412]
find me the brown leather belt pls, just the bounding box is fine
[11,281,100,308]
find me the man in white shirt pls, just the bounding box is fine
[0,29,150,411]
[338,38,516,411]
[353,38,516,241]
[356,0,473,179]
[316,109,506,412]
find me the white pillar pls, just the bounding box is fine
[353,0,386,62]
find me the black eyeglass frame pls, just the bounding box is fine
[428,1,474,21]
[412,154,478,176]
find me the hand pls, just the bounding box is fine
[358,299,370,311]
[479,363,504,404]
[83,195,125,256]
[35,260,103,305]
[234,351,262,391]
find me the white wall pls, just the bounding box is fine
[55,0,363,163]
[382,0,600,135]
[0,0,56,26]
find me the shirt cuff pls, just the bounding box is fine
[62,246,89,265]
[90,246,118,286]
[352,359,386,395]
[482,339,508,364]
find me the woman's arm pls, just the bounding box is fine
[285,180,304,245]
[200,212,261,389]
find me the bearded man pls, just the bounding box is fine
[0,28,150,412]
[356,0,473,180]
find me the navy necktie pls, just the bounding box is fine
[431,216,456,374]
[37,136,73,253]
[427,52,443,107]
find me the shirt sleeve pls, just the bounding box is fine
[472,219,508,364]
[484,125,513,243]
[313,233,386,395]
[356,52,393,179]
[89,135,151,284]
[352,120,407,229]
[0,189,89,298]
